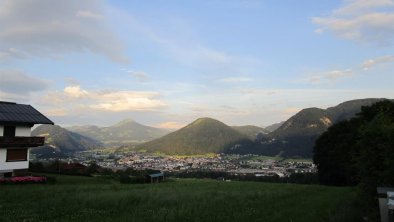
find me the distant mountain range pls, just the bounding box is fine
[139,118,252,155]
[31,125,103,158]
[31,98,389,158]
[138,98,387,156]
[67,119,171,146]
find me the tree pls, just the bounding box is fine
[313,100,394,188]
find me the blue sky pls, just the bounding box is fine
[1,0,394,128]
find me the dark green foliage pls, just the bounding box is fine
[313,100,394,219]
[355,101,394,195]
[119,175,146,184]
[0,174,358,222]
[313,120,361,186]
[86,161,100,175]
[313,100,394,188]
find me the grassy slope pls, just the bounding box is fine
[0,175,357,222]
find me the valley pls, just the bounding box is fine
[32,98,387,159]
[32,150,315,178]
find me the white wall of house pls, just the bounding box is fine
[0,125,31,137]
[0,125,32,173]
[15,126,31,136]
[0,148,30,173]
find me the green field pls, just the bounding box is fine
[0,175,357,222]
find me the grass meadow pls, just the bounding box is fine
[0,174,358,222]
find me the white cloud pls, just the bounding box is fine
[362,55,394,70]
[64,85,89,98]
[306,69,353,84]
[313,0,394,45]
[41,85,167,113]
[0,0,128,63]
[90,91,166,112]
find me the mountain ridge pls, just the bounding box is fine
[31,125,103,157]
[68,119,171,146]
[257,98,388,157]
[138,117,252,155]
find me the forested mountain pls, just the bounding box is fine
[231,125,270,139]
[139,118,252,155]
[256,98,386,157]
[31,125,103,157]
[264,122,285,132]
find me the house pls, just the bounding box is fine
[147,172,165,183]
[0,101,53,178]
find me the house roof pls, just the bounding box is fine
[0,101,54,125]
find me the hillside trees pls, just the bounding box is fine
[313,100,394,193]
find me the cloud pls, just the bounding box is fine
[0,70,48,96]
[313,0,394,45]
[64,85,89,98]
[75,10,103,20]
[333,0,394,15]
[0,48,26,61]
[41,85,167,113]
[127,71,150,82]
[0,0,128,63]
[306,69,353,84]
[90,91,166,112]
[362,55,394,70]
[44,108,68,117]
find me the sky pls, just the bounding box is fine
[1,0,394,129]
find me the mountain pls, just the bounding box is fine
[138,118,252,155]
[68,119,170,146]
[257,98,387,157]
[232,125,270,139]
[31,125,103,157]
[264,121,285,132]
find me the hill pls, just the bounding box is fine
[264,121,285,132]
[68,119,170,146]
[139,118,252,155]
[31,125,102,157]
[257,98,386,157]
[231,125,270,139]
